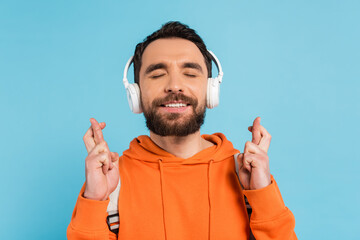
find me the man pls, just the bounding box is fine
[67,21,297,240]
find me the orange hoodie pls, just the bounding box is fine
[67,133,297,240]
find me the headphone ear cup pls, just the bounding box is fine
[126,83,142,114]
[207,77,220,109]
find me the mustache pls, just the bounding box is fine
[151,93,198,107]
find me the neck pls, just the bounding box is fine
[149,130,214,159]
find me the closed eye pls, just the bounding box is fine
[184,74,197,78]
[150,74,165,79]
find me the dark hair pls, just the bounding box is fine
[133,21,212,84]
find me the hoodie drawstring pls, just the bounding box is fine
[208,159,214,240]
[159,159,168,240]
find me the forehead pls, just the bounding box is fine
[141,38,206,69]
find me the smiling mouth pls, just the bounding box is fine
[160,102,191,108]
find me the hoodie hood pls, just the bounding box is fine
[123,132,239,164]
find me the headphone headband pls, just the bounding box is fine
[123,55,134,89]
[207,50,223,83]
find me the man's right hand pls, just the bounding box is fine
[83,118,120,201]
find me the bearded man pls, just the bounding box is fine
[67,21,297,240]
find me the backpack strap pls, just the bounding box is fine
[233,153,253,216]
[107,180,121,234]
[234,154,255,239]
[234,153,253,214]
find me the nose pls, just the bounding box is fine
[164,72,184,93]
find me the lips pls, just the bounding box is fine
[151,93,198,112]
[160,101,190,108]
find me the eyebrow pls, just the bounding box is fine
[145,63,167,75]
[144,62,204,75]
[182,62,203,73]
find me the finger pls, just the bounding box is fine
[244,152,269,171]
[242,153,252,172]
[87,151,111,173]
[237,153,250,172]
[110,152,120,162]
[244,141,264,154]
[97,152,111,175]
[258,125,272,153]
[243,152,264,169]
[83,122,107,153]
[109,161,114,170]
[93,141,111,155]
[83,127,96,153]
[251,117,261,145]
[238,153,251,173]
[237,153,244,168]
[90,118,105,144]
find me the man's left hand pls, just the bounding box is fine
[237,117,272,190]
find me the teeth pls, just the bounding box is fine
[165,103,187,108]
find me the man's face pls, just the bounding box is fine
[139,38,208,136]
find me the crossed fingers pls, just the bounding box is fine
[240,117,271,172]
[83,118,118,174]
[83,119,106,153]
[247,117,272,153]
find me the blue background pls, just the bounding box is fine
[1,0,359,239]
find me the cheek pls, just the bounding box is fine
[139,87,149,108]
[140,85,162,110]
[139,82,151,105]
[197,81,208,101]
[140,92,150,108]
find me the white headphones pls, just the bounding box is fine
[122,50,223,114]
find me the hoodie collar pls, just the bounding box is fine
[123,133,239,164]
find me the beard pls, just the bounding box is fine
[142,93,206,137]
